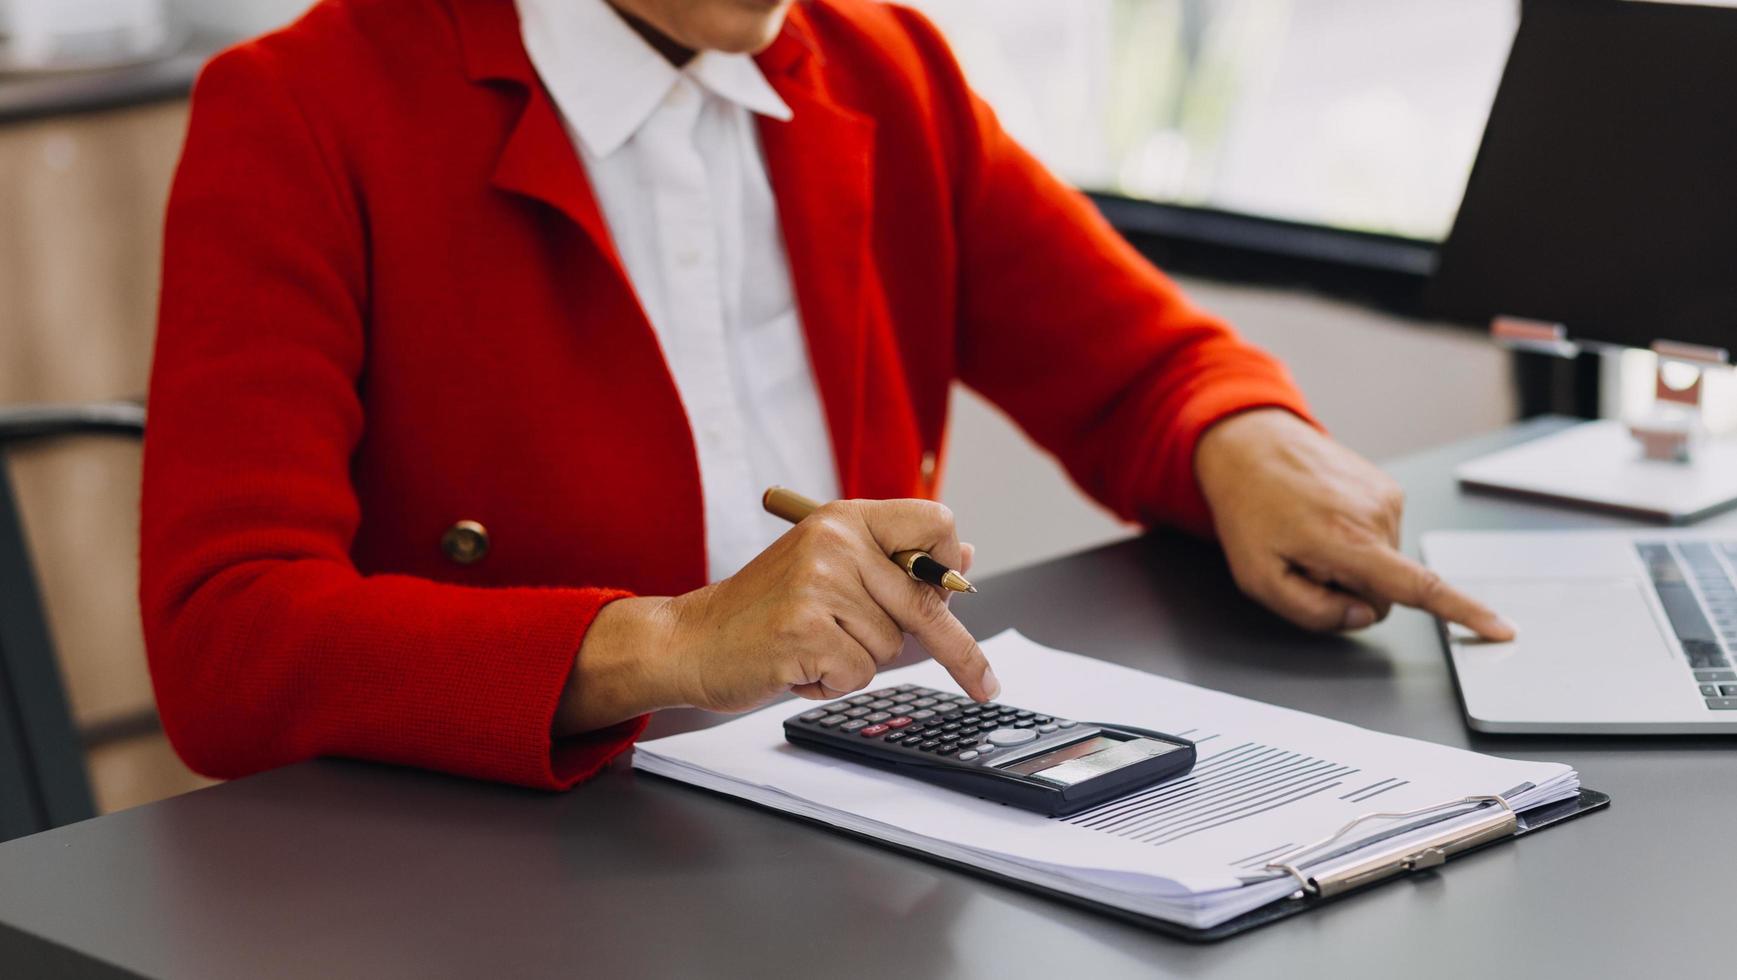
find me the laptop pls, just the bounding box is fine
[1422,530,1737,733]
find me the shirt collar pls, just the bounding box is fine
[514,0,793,159]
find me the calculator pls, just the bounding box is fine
[783,684,1196,816]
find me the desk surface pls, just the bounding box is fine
[1,417,1730,979]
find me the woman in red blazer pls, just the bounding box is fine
[142,0,1511,790]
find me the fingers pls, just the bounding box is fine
[1338,545,1516,641]
[839,498,965,571]
[776,499,988,701]
[1292,560,1393,626]
[803,621,881,697]
[831,601,906,666]
[1246,563,1380,633]
[858,554,1000,700]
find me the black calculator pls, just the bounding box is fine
[783,684,1196,817]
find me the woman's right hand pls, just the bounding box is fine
[555,499,999,734]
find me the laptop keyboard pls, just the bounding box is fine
[1636,542,1737,711]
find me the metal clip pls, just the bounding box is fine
[1265,795,1517,899]
[1489,316,1578,358]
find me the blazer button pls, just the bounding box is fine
[919,450,938,484]
[441,520,490,565]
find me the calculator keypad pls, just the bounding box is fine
[787,686,1074,762]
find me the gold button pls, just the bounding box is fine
[919,450,938,483]
[441,520,490,564]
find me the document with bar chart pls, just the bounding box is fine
[634,631,1591,932]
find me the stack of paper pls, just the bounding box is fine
[633,631,1580,930]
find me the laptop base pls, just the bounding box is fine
[1456,419,1737,524]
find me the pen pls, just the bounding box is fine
[762,487,978,594]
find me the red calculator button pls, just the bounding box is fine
[860,724,890,737]
[886,717,913,728]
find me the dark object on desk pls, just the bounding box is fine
[783,685,1195,817]
[0,400,144,842]
[1430,0,1737,351]
[0,34,215,125]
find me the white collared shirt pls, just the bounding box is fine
[516,0,839,583]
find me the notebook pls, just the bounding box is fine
[632,630,1599,935]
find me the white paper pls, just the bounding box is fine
[632,630,1578,929]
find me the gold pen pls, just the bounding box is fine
[762,486,978,594]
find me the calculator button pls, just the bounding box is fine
[843,707,870,718]
[891,693,917,703]
[957,750,978,761]
[1033,716,1052,724]
[940,733,961,742]
[864,712,891,723]
[935,744,961,756]
[941,722,961,731]
[1038,724,1057,733]
[860,724,890,737]
[988,728,1037,747]
[909,710,936,720]
[871,688,899,698]
[886,716,913,728]
[958,725,979,735]
[818,714,848,727]
[847,696,874,706]
[973,745,993,755]
[897,684,919,692]
[918,739,942,750]
[961,705,981,715]
[841,720,869,732]
[1014,710,1034,719]
[885,732,908,743]
[913,698,937,708]
[1056,720,1076,728]
[798,709,828,722]
[1014,719,1034,728]
[868,699,894,710]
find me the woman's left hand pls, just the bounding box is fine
[1194,409,1516,641]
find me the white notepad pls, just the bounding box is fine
[632,630,1579,930]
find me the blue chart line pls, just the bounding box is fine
[1064,739,1359,848]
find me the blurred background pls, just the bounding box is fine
[0,0,1694,815]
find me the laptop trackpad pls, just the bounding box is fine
[1447,578,1687,725]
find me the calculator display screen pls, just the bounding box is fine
[1001,735,1182,786]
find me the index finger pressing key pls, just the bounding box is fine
[1349,545,1517,642]
[860,558,1001,701]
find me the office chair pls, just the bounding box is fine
[0,400,145,842]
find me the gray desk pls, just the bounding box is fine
[0,418,1728,978]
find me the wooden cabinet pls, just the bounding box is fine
[1,99,212,811]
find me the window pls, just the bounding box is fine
[907,0,1518,242]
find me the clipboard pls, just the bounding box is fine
[648,774,1609,942]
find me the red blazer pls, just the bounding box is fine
[142,0,1310,790]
